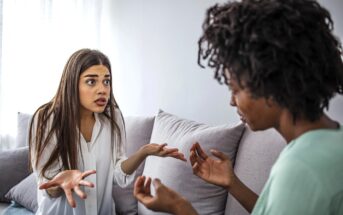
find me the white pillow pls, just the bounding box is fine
[138,110,245,215]
[16,112,33,148]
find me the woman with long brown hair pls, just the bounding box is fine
[29,48,186,215]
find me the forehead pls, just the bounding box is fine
[81,65,110,76]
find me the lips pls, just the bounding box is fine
[95,98,107,106]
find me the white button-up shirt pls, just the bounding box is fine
[31,112,135,215]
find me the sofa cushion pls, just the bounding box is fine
[225,127,286,215]
[5,173,37,212]
[113,116,155,215]
[138,110,245,215]
[0,147,30,203]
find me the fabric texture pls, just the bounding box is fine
[0,147,30,203]
[225,128,286,215]
[5,173,37,212]
[138,110,245,215]
[1,202,34,215]
[16,112,33,148]
[113,116,155,215]
[252,126,343,215]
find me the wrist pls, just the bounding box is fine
[226,173,238,192]
[172,198,197,215]
[139,145,150,159]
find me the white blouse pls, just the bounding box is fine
[31,112,135,215]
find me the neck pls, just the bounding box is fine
[277,112,339,143]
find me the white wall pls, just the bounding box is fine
[110,0,343,125]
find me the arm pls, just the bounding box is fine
[190,142,258,213]
[134,176,198,215]
[121,143,186,175]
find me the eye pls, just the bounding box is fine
[86,79,96,86]
[104,79,111,86]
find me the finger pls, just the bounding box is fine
[195,143,208,160]
[192,161,200,174]
[210,149,228,161]
[167,152,187,161]
[81,170,96,178]
[189,151,197,165]
[158,143,168,151]
[144,177,152,195]
[79,180,94,188]
[39,180,58,190]
[133,176,146,196]
[65,189,76,208]
[190,143,197,152]
[160,148,178,156]
[74,186,87,199]
[152,178,163,190]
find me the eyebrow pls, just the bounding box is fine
[83,74,110,78]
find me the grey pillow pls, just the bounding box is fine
[5,173,38,212]
[138,110,245,215]
[113,116,155,215]
[0,147,30,202]
[16,112,33,148]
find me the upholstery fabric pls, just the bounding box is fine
[139,110,245,215]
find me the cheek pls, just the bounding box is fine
[79,88,93,102]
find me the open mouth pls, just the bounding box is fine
[95,98,107,106]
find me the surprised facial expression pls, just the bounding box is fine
[78,65,111,116]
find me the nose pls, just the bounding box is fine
[97,84,107,95]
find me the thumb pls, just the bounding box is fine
[152,178,163,189]
[210,149,228,161]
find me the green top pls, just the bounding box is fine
[252,126,343,215]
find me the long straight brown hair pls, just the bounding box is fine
[29,49,124,179]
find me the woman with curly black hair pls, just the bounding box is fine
[134,0,343,214]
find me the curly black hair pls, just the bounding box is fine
[198,0,343,121]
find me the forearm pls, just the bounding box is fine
[121,148,147,175]
[228,175,258,213]
[172,199,198,215]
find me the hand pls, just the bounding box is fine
[190,142,234,189]
[134,176,197,215]
[39,169,96,208]
[142,143,187,162]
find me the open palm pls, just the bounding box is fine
[190,143,234,189]
[39,169,96,208]
[143,143,187,161]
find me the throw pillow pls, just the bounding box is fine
[113,116,155,215]
[16,112,33,148]
[0,147,30,202]
[138,110,245,215]
[5,173,38,212]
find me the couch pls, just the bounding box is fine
[0,110,286,215]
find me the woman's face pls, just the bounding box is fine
[78,64,111,117]
[225,71,282,131]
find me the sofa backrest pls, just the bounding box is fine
[225,127,287,215]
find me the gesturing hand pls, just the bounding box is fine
[143,143,187,162]
[39,169,96,208]
[190,142,234,189]
[133,176,197,215]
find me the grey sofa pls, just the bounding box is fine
[0,110,286,215]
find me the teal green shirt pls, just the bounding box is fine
[252,127,343,215]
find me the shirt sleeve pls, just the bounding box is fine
[259,158,327,215]
[112,108,136,187]
[30,113,62,198]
